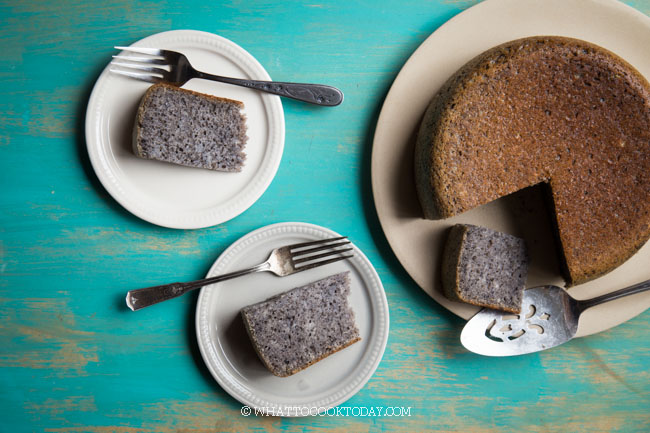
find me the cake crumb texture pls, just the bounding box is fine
[133,83,247,172]
[442,224,529,314]
[240,272,360,377]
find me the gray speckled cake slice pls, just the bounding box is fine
[442,224,529,313]
[133,83,247,172]
[240,272,360,377]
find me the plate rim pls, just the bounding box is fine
[370,0,650,334]
[194,221,390,417]
[84,29,285,229]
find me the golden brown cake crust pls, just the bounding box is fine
[415,36,650,286]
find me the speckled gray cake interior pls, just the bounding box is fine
[240,272,360,377]
[442,224,529,313]
[133,83,247,172]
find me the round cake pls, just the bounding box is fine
[414,36,650,286]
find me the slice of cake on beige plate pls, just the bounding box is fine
[241,272,360,377]
[133,83,248,172]
[415,36,650,286]
[442,224,529,314]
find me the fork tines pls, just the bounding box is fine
[112,55,167,65]
[108,68,163,84]
[110,46,169,83]
[114,46,166,56]
[289,236,353,269]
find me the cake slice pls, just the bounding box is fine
[133,83,247,171]
[241,272,360,377]
[441,224,529,313]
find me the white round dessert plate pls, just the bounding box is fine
[195,222,389,416]
[85,30,285,229]
[371,0,650,337]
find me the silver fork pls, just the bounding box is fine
[125,236,353,311]
[111,46,344,106]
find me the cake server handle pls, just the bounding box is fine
[575,279,650,313]
[125,262,270,311]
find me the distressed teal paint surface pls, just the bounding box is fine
[1,0,649,431]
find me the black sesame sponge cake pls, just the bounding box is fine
[415,36,650,286]
[133,83,247,172]
[240,272,360,377]
[442,224,529,314]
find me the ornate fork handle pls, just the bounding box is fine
[194,70,343,106]
[126,262,270,311]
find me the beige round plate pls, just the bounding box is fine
[371,0,650,337]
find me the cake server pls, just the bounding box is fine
[111,46,343,106]
[460,279,650,356]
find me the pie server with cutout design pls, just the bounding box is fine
[460,280,650,356]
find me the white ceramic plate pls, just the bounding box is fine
[371,0,650,337]
[85,30,285,229]
[195,222,389,416]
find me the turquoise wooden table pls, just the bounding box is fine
[2,0,649,431]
